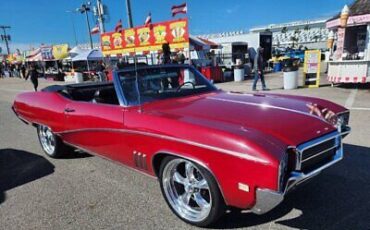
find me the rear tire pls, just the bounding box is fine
[37,125,70,158]
[159,156,226,227]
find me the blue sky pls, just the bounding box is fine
[0,0,353,52]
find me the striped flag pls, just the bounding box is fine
[144,13,152,26]
[90,24,100,34]
[115,19,123,32]
[171,3,187,17]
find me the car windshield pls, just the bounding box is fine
[118,65,217,106]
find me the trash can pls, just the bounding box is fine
[234,60,245,82]
[74,72,83,83]
[273,62,282,72]
[283,59,299,90]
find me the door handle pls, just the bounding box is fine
[64,108,75,113]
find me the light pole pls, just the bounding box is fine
[77,2,94,49]
[66,10,78,46]
[125,0,133,28]
[96,0,105,34]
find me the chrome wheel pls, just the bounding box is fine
[38,125,56,155]
[162,159,212,222]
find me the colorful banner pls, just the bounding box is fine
[101,18,189,56]
[52,44,69,60]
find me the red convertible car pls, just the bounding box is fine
[12,65,350,227]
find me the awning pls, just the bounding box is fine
[189,36,210,51]
[197,37,222,49]
[71,49,103,62]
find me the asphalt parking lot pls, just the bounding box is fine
[0,72,369,230]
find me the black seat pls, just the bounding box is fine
[93,88,119,105]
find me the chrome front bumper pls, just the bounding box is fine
[251,128,350,215]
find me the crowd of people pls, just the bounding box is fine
[0,62,27,79]
[0,62,42,91]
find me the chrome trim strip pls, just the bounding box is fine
[336,110,350,116]
[301,145,337,163]
[297,131,339,152]
[55,128,269,164]
[112,70,127,106]
[151,150,228,205]
[295,130,347,170]
[208,97,328,124]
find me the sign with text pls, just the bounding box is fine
[303,50,321,88]
[101,18,189,56]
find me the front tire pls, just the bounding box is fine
[159,156,225,227]
[37,125,69,158]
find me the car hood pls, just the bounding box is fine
[143,91,338,147]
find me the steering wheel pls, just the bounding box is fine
[176,81,195,92]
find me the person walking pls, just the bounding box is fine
[21,64,26,79]
[0,63,3,79]
[27,65,39,91]
[252,46,269,91]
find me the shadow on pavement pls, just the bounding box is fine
[60,148,93,160]
[336,82,370,90]
[215,143,370,230]
[0,148,55,204]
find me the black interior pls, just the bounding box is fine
[42,83,120,105]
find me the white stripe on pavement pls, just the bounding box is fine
[345,89,358,108]
[0,88,29,92]
[350,107,370,111]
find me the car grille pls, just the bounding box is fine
[297,133,340,174]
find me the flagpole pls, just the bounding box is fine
[97,0,105,34]
[85,10,94,49]
[125,0,134,28]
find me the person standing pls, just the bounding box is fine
[27,65,39,91]
[252,47,268,91]
[96,61,106,82]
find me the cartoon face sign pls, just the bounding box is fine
[137,27,151,45]
[154,25,167,44]
[170,21,187,42]
[101,35,111,50]
[125,29,136,47]
[112,33,123,49]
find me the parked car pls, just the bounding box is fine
[12,64,350,227]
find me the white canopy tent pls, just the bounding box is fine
[71,49,103,62]
[70,49,103,73]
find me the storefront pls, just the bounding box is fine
[326,1,370,84]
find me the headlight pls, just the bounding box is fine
[278,154,288,192]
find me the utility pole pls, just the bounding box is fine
[0,26,11,55]
[96,0,105,34]
[125,0,133,28]
[77,2,93,49]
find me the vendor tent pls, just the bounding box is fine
[189,36,211,51]
[68,46,84,59]
[71,49,104,73]
[71,49,103,62]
